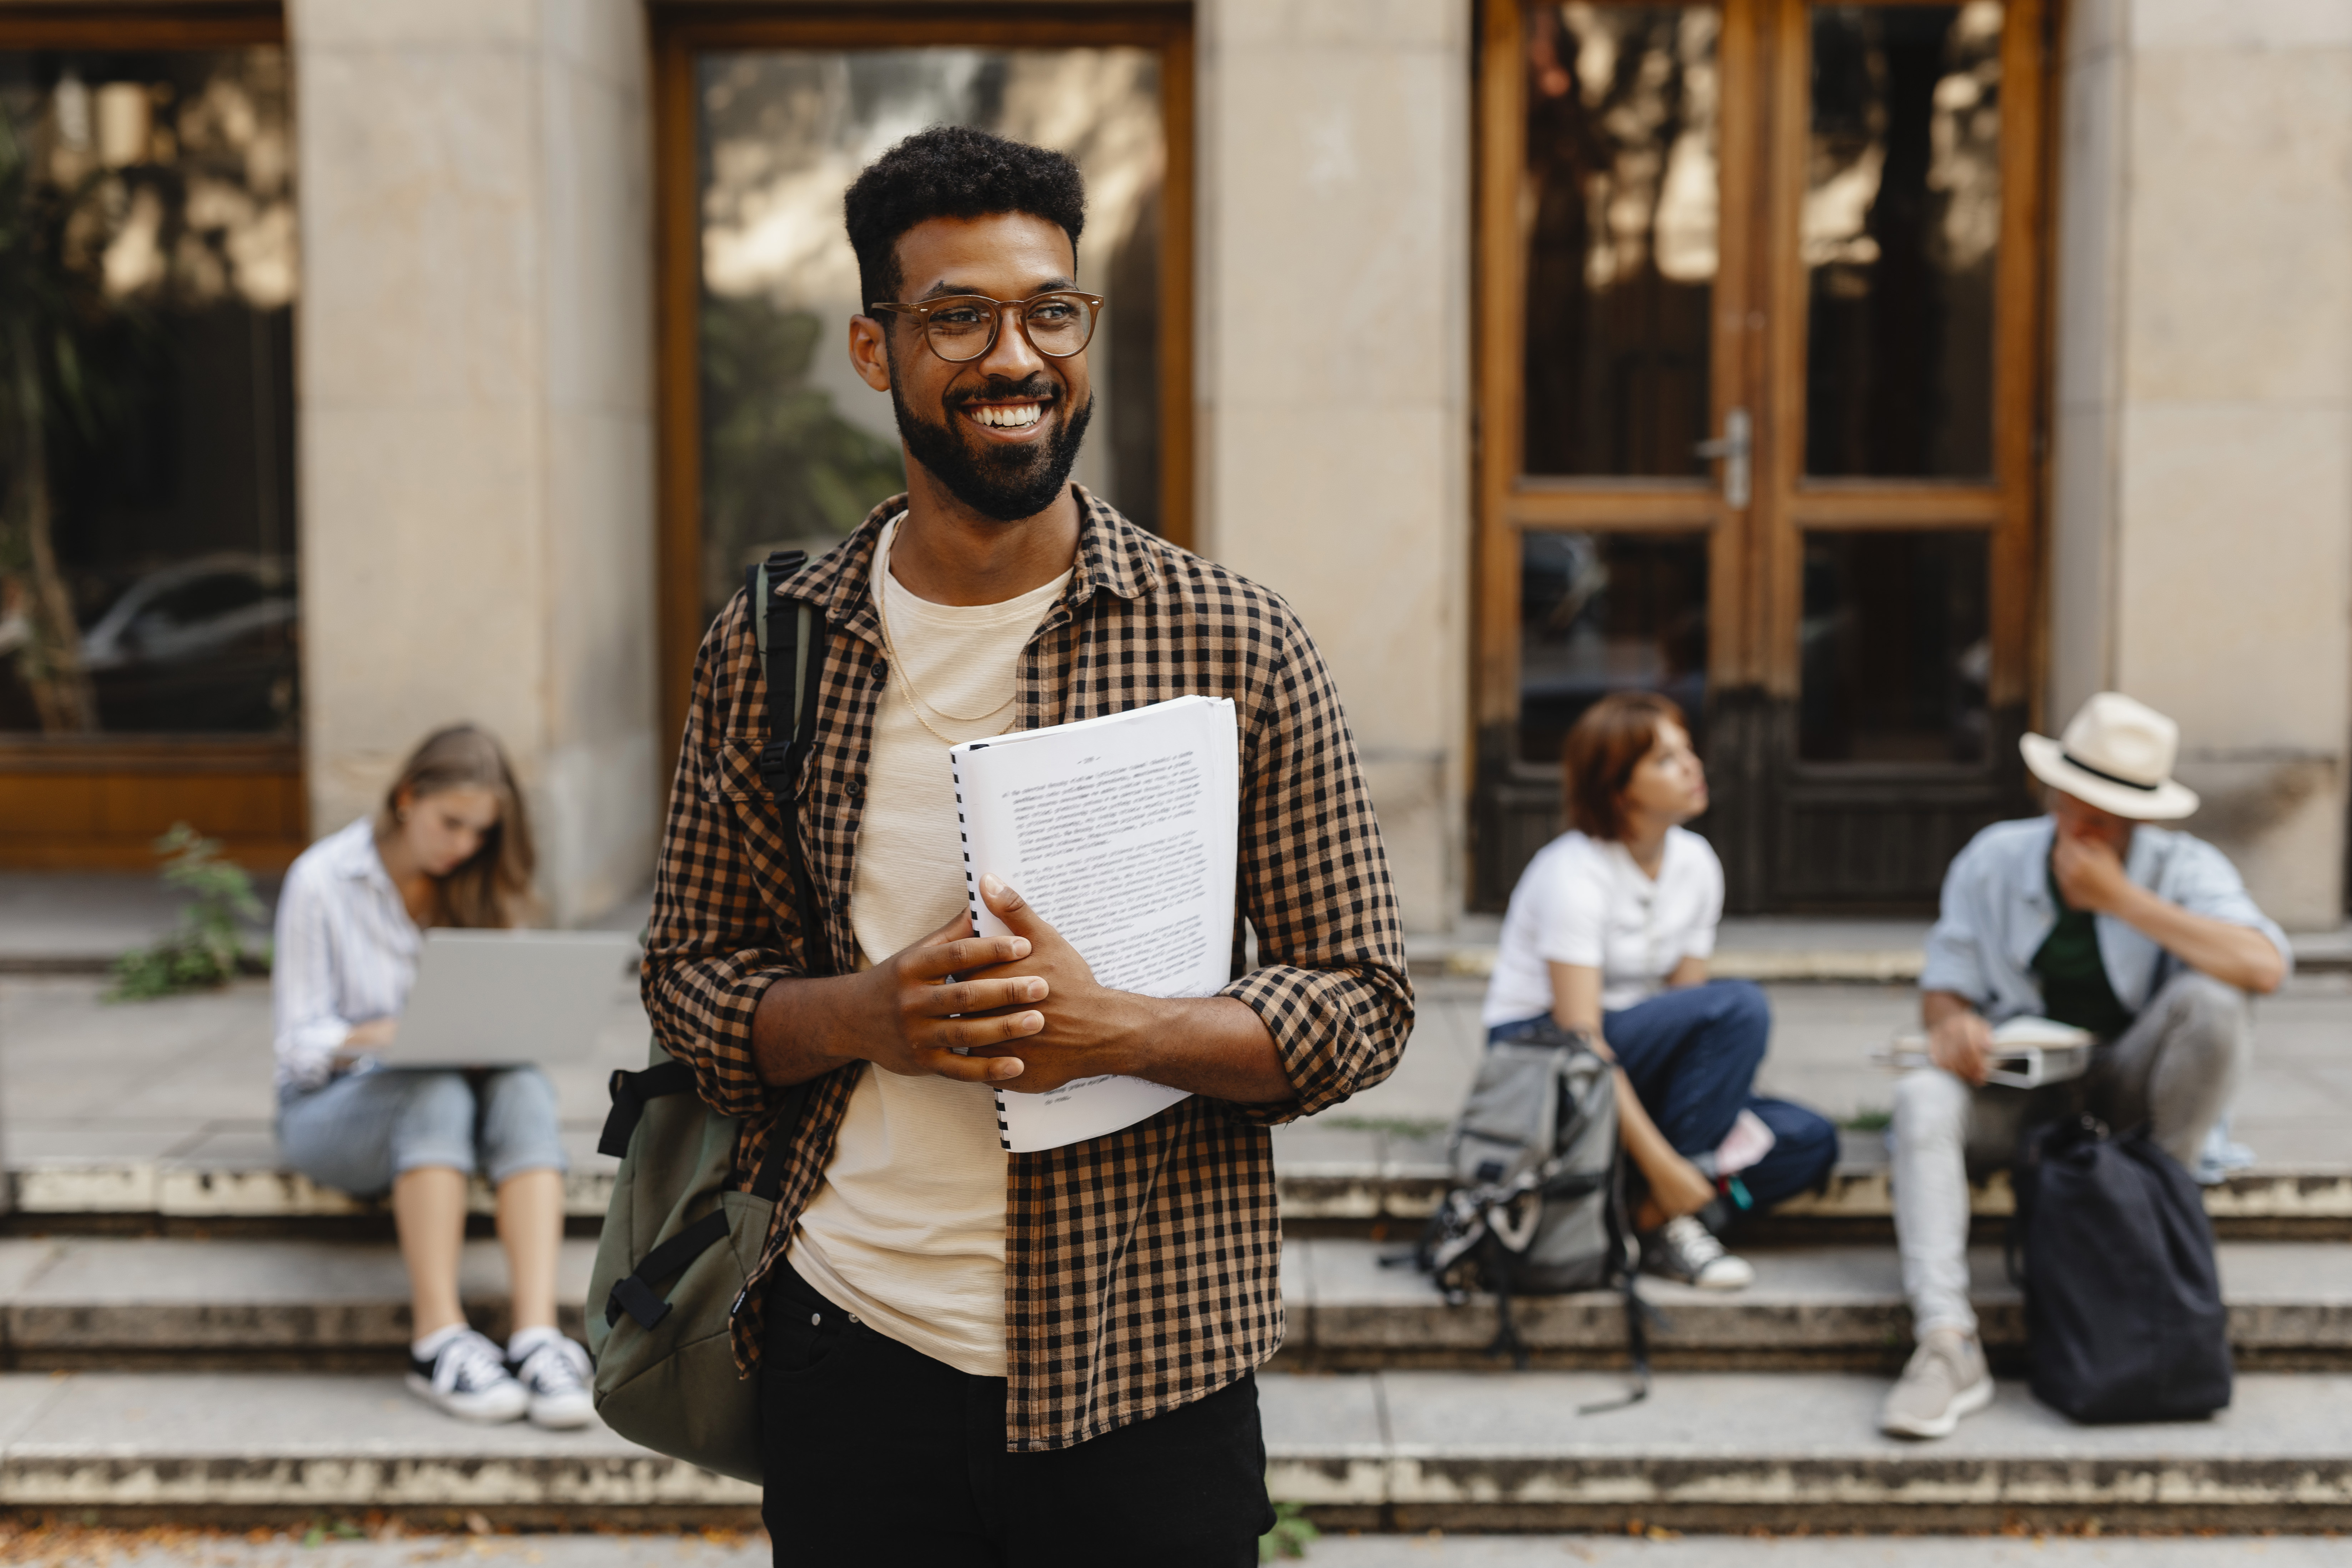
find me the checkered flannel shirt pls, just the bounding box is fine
[640,488,1413,1452]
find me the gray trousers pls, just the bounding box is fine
[1890,972,2252,1339]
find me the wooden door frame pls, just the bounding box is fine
[650,2,1195,761]
[1472,0,1768,906]
[0,2,305,870]
[1471,0,2058,910]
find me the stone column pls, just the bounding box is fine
[2049,0,2352,926]
[291,0,658,924]
[1194,0,1473,933]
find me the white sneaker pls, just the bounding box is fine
[407,1329,528,1424]
[509,1333,596,1430]
[1641,1214,1755,1291]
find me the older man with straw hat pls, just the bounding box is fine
[1879,692,2290,1440]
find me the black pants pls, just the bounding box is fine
[760,1259,1274,1566]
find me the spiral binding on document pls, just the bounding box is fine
[950,743,1015,1151]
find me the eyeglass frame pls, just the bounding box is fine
[865,291,1107,363]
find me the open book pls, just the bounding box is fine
[949,695,1241,1153]
[1876,1015,2097,1090]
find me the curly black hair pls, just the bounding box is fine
[843,125,1087,310]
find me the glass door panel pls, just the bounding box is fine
[1522,4,1722,478]
[0,47,298,737]
[1802,3,2002,479]
[1519,531,1710,764]
[1798,529,1989,762]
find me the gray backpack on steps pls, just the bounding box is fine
[1406,1016,1652,1403]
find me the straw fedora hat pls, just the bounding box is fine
[2020,692,2200,820]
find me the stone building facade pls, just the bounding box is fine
[3,0,2344,932]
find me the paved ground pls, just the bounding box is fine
[0,1529,2337,1567]
[5,969,2347,1174]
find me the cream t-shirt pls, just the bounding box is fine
[788,517,1070,1378]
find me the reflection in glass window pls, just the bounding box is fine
[1804,4,2002,479]
[1522,5,1719,479]
[0,49,297,735]
[695,49,1163,628]
[1799,530,1989,763]
[1519,531,1708,766]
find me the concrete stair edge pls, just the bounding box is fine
[10,1158,2351,1223]
[0,1236,2347,1370]
[0,1369,2345,1527]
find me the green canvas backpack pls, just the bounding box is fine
[586,548,828,1483]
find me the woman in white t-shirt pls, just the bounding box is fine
[1483,693,1838,1290]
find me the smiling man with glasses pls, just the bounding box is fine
[641,126,1413,1564]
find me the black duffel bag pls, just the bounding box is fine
[2009,1115,2232,1423]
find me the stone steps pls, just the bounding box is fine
[0,1368,2342,1533]
[0,1237,601,1367]
[1277,1237,2352,1372]
[0,1235,2345,1376]
[14,1142,2352,1241]
[1265,1368,2352,1533]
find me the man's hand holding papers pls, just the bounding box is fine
[958,873,1292,1105]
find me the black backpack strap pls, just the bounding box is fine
[597,1058,700,1157]
[1576,1139,1659,1415]
[745,549,822,799]
[607,1208,733,1330]
[599,551,840,1338]
[743,549,833,977]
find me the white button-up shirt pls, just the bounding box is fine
[270,817,422,1093]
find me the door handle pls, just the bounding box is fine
[1694,408,1752,509]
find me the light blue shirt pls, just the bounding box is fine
[1920,815,2290,1024]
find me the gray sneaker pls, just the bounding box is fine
[1879,1329,1993,1439]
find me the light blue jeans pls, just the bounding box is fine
[276,1067,567,1197]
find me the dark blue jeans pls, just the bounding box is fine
[1488,980,1837,1212]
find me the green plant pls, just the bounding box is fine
[106,823,270,1000]
[1841,1107,1892,1132]
[300,1516,363,1549]
[1258,1498,1320,1562]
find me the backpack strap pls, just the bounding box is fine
[744,549,832,976]
[599,1070,817,1331]
[747,549,821,801]
[597,1058,699,1157]
[600,556,836,1337]
[607,1208,732,1330]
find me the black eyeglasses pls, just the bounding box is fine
[867,291,1105,363]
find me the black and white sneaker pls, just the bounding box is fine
[1640,1214,1755,1291]
[407,1328,529,1423]
[509,1332,595,1430]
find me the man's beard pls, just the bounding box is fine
[891,372,1094,523]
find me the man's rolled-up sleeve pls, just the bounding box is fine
[640,604,804,1120]
[2171,838,2294,980]
[1217,602,1414,1123]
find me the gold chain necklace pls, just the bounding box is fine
[874,523,1020,746]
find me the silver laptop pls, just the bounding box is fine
[376,929,643,1069]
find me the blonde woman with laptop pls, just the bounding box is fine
[272,724,591,1428]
